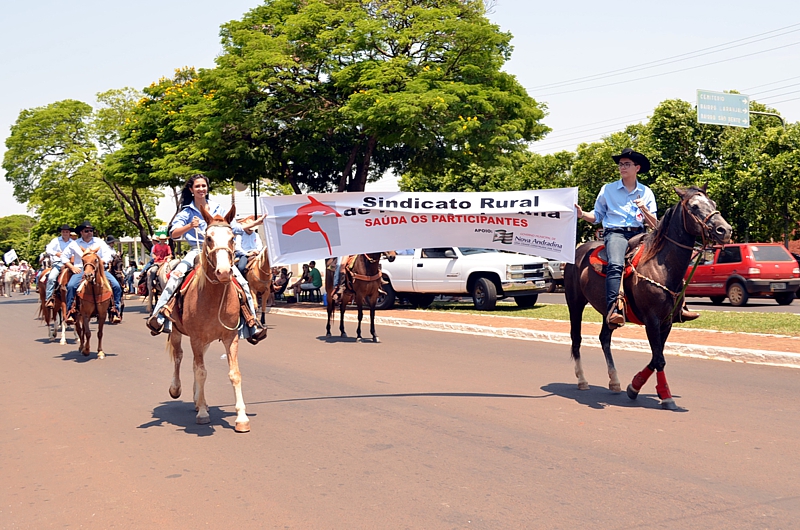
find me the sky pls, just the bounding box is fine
[2,0,799,221]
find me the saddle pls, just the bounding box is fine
[589,238,647,327]
[163,268,249,332]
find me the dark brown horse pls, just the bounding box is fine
[564,186,731,409]
[75,250,113,358]
[325,251,397,342]
[165,205,251,432]
[37,265,72,344]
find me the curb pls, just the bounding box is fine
[268,307,800,369]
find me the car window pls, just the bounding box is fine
[717,246,742,264]
[458,248,498,255]
[396,249,415,256]
[701,249,715,265]
[751,245,793,262]
[421,248,454,259]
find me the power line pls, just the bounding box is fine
[750,82,800,96]
[743,74,800,92]
[548,111,649,133]
[767,96,800,105]
[537,118,648,144]
[529,23,800,91]
[759,88,800,101]
[536,40,800,97]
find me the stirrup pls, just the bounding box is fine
[246,325,267,345]
[146,313,164,335]
[45,298,55,308]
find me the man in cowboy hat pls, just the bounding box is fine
[62,221,124,324]
[139,233,173,282]
[44,224,74,307]
[576,148,699,327]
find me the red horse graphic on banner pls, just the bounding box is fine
[281,196,341,254]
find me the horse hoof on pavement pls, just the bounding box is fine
[97,351,105,360]
[661,398,677,410]
[169,386,181,399]
[196,415,210,425]
[326,331,331,337]
[235,421,250,433]
[626,384,639,400]
[356,337,362,343]
[609,382,621,393]
[373,336,380,343]
[577,382,589,391]
[81,350,90,357]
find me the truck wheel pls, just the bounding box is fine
[710,296,725,305]
[727,282,748,307]
[472,277,497,311]
[374,281,396,310]
[409,294,435,309]
[775,292,794,305]
[514,294,538,308]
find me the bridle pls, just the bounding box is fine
[665,193,721,251]
[202,222,235,285]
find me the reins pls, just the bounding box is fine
[198,221,240,331]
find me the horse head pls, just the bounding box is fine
[82,250,102,284]
[200,204,237,284]
[382,250,397,263]
[676,185,731,245]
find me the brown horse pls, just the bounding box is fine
[74,250,113,358]
[564,186,731,409]
[325,251,397,342]
[165,204,251,432]
[245,247,274,326]
[37,266,72,344]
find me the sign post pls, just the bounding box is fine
[696,90,750,128]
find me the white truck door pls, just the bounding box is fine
[412,247,462,292]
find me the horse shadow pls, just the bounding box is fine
[318,334,374,344]
[138,401,258,436]
[54,350,118,362]
[541,382,687,412]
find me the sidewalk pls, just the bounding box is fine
[269,304,800,369]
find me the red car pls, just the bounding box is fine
[684,243,800,306]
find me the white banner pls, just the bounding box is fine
[4,248,18,265]
[260,188,578,265]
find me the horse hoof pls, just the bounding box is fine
[626,384,639,400]
[169,387,181,399]
[82,350,90,357]
[577,382,589,391]
[373,337,380,343]
[97,351,105,360]
[661,398,677,410]
[609,383,621,393]
[196,415,210,425]
[326,331,331,337]
[235,421,251,433]
[356,337,362,343]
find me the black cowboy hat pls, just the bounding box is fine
[75,221,95,233]
[106,235,118,244]
[612,148,650,174]
[58,224,72,232]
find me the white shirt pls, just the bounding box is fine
[61,237,114,270]
[45,236,73,263]
[235,230,263,253]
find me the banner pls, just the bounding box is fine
[4,248,18,265]
[260,188,578,265]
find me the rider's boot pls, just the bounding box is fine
[110,306,122,324]
[147,274,182,335]
[679,303,700,322]
[65,306,77,325]
[240,297,267,345]
[45,296,55,309]
[606,298,625,328]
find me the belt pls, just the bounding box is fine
[604,226,644,234]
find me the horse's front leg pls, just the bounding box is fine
[168,331,183,399]
[81,316,91,356]
[567,295,588,390]
[190,337,211,424]
[223,335,249,433]
[599,322,621,392]
[355,296,364,342]
[96,307,105,359]
[339,299,348,338]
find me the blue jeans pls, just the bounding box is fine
[66,270,122,313]
[45,262,63,300]
[604,230,641,313]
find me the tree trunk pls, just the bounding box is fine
[349,135,377,192]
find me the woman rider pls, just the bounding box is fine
[146,174,267,345]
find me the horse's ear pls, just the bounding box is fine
[701,182,708,193]
[674,186,688,199]
[199,204,214,225]
[225,204,236,225]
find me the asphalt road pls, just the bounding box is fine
[2,293,800,528]
[538,292,800,313]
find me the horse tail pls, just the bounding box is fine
[166,334,177,363]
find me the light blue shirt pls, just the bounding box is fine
[171,200,242,247]
[590,179,657,229]
[61,237,114,270]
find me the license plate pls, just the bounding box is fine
[771,282,787,291]
[535,280,545,288]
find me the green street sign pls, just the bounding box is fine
[697,89,749,127]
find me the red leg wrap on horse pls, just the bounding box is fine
[631,367,654,392]
[655,371,672,400]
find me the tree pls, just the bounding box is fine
[0,215,46,265]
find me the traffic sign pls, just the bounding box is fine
[697,90,750,127]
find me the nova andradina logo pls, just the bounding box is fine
[493,229,513,244]
[279,196,342,254]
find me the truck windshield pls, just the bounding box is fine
[751,245,793,262]
[458,248,498,255]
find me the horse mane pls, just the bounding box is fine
[639,186,706,264]
[84,250,111,290]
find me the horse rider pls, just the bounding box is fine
[62,221,124,325]
[139,234,173,282]
[575,148,700,328]
[145,173,268,345]
[44,224,72,308]
[234,214,265,275]
[330,255,358,304]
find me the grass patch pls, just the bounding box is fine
[420,300,800,336]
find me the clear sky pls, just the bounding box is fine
[2,0,799,219]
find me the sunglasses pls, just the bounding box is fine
[82,229,94,233]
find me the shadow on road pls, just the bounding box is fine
[251,391,548,406]
[139,401,258,436]
[54,350,118,362]
[541,382,687,412]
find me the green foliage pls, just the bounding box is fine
[0,215,47,264]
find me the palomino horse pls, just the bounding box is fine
[325,251,397,342]
[165,204,251,432]
[564,186,731,409]
[37,265,72,344]
[145,259,177,313]
[74,250,113,358]
[244,247,274,326]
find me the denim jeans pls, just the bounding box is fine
[66,271,122,313]
[604,230,640,313]
[45,262,63,300]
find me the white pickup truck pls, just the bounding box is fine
[376,247,552,311]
